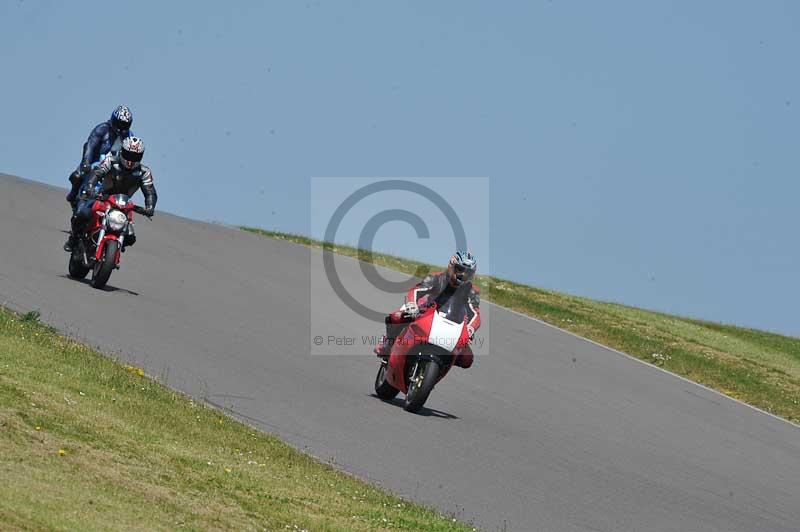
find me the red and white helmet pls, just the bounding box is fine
[120,137,145,170]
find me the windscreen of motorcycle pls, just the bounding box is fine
[427,282,472,352]
[110,194,131,208]
[428,312,466,352]
[436,282,471,323]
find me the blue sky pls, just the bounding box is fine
[1,1,798,335]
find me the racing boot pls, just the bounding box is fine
[63,233,77,252]
[65,169,84,208]
[64,215,82,252]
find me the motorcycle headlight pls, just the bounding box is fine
[106,210,128,232]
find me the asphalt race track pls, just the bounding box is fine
[1,173,798,532]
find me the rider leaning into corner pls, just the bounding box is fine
[64,136,157,252]
[375,251,480,369]
[66,105,134,208]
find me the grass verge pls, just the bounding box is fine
[0,307,473,531]
[243,227,800,425]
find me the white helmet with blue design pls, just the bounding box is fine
[111,105,133,135]
[448,251,477,285]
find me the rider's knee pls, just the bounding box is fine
[124,223,136,246]
[455,347,474,368]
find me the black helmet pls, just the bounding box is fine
[110,105,133,135]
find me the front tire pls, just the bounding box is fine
[404,360,440,413]
[91,240,118,289]
[374,362,399,400]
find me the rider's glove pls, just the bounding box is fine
[79,187,95,200]
[403,301,420,319]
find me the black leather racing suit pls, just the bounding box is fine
[71,155,157,247]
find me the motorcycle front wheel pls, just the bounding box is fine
[404,360,440,413]
[91,240,118,289]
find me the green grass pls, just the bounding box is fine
[243,227,800,425]
[0,308,474,531]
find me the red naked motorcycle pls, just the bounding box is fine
[68,193,149,289]
[374,285,472,413]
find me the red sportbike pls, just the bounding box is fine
[374,285,472,413]
[68,193,149,289]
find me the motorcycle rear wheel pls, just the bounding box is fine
[403,360,440,413]
[374,362,399,400]
[91,240,118,289]
[68,247,90,280]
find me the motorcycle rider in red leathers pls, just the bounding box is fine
[375,251,480,368]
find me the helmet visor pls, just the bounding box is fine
[112,117,131,134]
[121,148,143,163]
[449,263,475,284]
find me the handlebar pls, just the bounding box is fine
[88,194,152,219]
[133,205,152,219]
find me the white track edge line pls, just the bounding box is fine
[484,299,800,430]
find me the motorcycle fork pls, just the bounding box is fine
[406,353,439,390]
[408,361,421,388]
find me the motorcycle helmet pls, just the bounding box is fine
[448,251,477,286]
[111,105,133,135]
[120,136,145,170]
